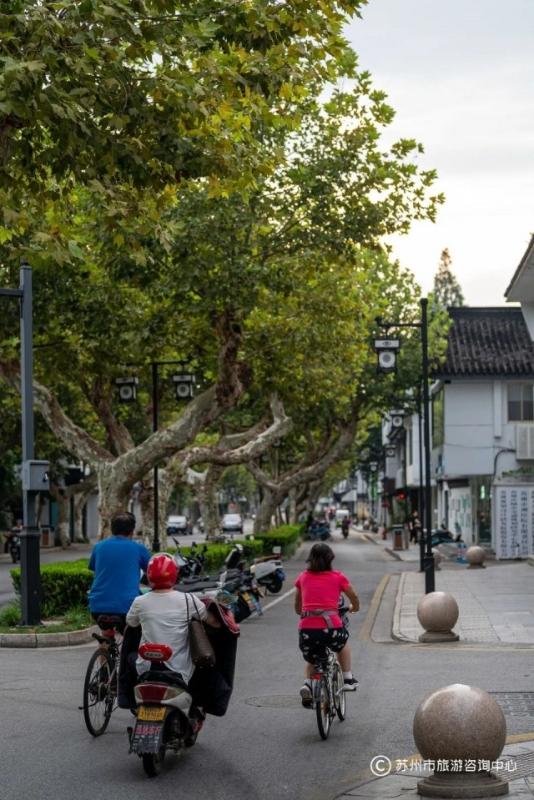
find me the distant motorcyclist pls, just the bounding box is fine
[341,516,350,538]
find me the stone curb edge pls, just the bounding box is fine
[0,625,97,649]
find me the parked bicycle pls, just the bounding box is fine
[81,614,123,736]
[310,647,346,740]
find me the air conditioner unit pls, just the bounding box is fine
[516,424,534,459]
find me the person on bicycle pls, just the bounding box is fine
[88,511,150,632]
[294,542,360,707]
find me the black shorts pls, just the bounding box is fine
[91,612,127,634]
[299,627,349,664]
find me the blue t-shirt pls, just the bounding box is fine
[88,536,151,614]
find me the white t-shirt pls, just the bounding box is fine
[126,590,207,683]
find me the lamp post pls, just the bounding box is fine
[115,362,195,552]
[0,263,49,625]
[374,297,435,593]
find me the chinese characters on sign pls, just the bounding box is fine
[494,486,534,558]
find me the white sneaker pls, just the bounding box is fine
[343,677,358,691]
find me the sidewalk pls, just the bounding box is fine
[0,542,92,564]
[338,741,534,798]
[360,527,534,646]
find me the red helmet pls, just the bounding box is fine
[147,554,178,590]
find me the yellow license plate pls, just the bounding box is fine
[138,706,166,722]
[242,592,250,602]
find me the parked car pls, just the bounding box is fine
[221,513,243,535]
[166,515,191,535]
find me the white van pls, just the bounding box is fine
[335,509,350,528]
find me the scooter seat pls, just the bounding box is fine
[176,579,219,592]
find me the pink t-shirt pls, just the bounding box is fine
[295,569,350,630]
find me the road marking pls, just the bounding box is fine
[359,574,390,641]
[262,587,295,611]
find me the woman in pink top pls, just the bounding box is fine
[294,543,360,707]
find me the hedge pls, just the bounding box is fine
[11,559,92,617]
[257,524,303,557]
[9,533,296,617]
[173,539,263,573]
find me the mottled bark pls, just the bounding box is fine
[183,465,223,540]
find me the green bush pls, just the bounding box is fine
[11,559,92,617]
[259,524,303,557]
[0,601,21,627]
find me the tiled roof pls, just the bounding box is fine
[436,307,534,377]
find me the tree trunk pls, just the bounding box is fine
[55,490,70,548]
[97,463,131,539]
[184,465,223,541]
[138,479,155,548]
[254,488,283,534]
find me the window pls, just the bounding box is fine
[508,384,534,422]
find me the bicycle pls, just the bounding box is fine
[81,614,123,737]
[311,648,346,740]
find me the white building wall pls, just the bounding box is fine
[439,380,519,478]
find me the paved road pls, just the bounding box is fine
[2,532,534,800]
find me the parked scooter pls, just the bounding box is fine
[128,643,203,777]
[305,520,331,541]
[175,544,263,623]
[249,555,286,594]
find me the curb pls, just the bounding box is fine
[0,625,97,649]
[384,546,403,561]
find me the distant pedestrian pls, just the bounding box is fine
[408,511,421,544]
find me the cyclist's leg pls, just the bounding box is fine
[298,630,328,707]
[331,628,358,689]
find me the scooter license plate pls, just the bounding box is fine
[130,716,165,754]
[138,705,166,722]
[241,591,250,603]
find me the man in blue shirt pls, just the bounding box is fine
[88,511,151,631]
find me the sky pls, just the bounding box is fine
[346,0,534,305]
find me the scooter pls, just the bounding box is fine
[249,555,286,594]
[305,520,331,541]
[175,544,264,622]
[128,643,203,778]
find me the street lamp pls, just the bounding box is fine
[114,376,139,403]
[115,362,195,552]
[0,263,49,625]
[375,297,435,593]
[373,337,400,373]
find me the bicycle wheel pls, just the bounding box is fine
[82,647,115,736]
[314,676,331,740]
[333,663,346,721]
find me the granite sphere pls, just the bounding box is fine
[417,591,459,633]
[413,684,506,763]
[466,546,486,567]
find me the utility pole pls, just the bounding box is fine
[1,264,49,624]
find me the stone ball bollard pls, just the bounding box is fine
[413,683,508,797]
[466,545,486,569]
[417,591,459,643]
